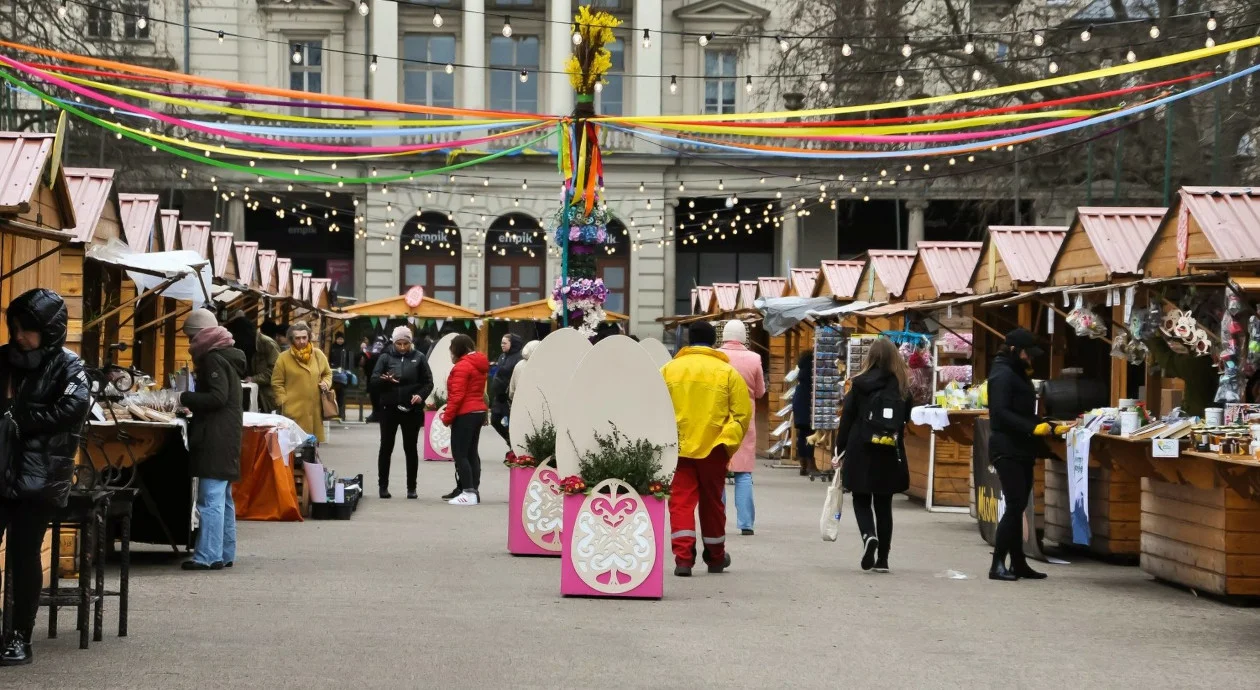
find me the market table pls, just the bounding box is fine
[82,420,190,550]
[906,409,986,510]
[1043,433,1143,559]
[1133,449,1260,598]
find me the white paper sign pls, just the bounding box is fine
[1152,439,1180,458]
[1105,290,1113,307]
[1063,291,1070,308]
[1047,306,1055,334]
[1074,293,1084,310]
[1123,287,1136,323]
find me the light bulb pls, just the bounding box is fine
[137,16,147,30]
[521,180,528,190]
[432,9,443,27]
[1033,31,1045,47]
[572,28,582,46]
[593,80,602,92]
[1207,12,1218,31]
[1205,36,1216,48]
[678,182,686,192]
[841,42,852,57]
[777,36,789,53]
[964,35,974,54]
[972,69,981,82]
[292,46,303,64]
[357,1,369,17]
[643,29,651,49]
[57,0,67,18]
[370,55,378,73]
[901,36,912,58]
[669,76,678,94]
[895,72,905,88]
[819,76,829,92]
[1126,49,1136,63]
[745,75,753,94]
[483,177,490,186]
[519,69,528,83]
[1081,26,1092,42]
[217,31,224,43]
[905,164,912,172]
[444,63,454,74]
[639,182,645,193]
[502,16,512,38]
[1149,24,1160,39]
[1049,60,1059,74]
[718,179,725,191]
[949,157,956,165]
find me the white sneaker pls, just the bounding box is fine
[448,491,479,506]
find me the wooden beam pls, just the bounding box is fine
[135,303,193,336]
[82,277,177,333]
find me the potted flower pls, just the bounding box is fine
[423,392,451,461]
[506,419,562,556]
[558,426,672,599]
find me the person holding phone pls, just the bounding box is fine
[370,326,433,499]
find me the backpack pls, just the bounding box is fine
[862,380,906,447]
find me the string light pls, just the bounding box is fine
[519,69,528,83]
[1207,11,1218,31]
[1126,49,1137,63]
[217,30,224,43]
[841,41,852,57]
[777,36,789,53]
[699,32,714,47]
[432,8,444,27]
[901,36,912,58]
[1205,36,1215,48]
[1149,23,1160,39]
[1033,31,1045,47]
[444,63,454,74]
[137,15,147,30]
[642,29,651,49]
[593,81,602,93]
[745,75,753,94]
[1049,60,1059,74]
[572,27,583,45]
[501,16,513,38]
[964,35,975,54]
[521,180,528,190]
[818,74,829,92]
[894,72,905,88]
[369,55,378,73]
[971,68,982,82]
[669,76,678,94]
[291,45,303,64]
[678,182,686,192]
[58,0,67,18]
[1080,25,1093,42]
[357,0,369,17]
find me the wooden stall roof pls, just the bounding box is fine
[257,249,278,294]
[233,241,259,287]
[711,283,740,312]
[159,209,179,250]
[738,280,758,308]
[275,257,292,297]
[345,292,482,319]
[902,241,983,302]
[178,220,211,259]
[858,249,916,301]
[974,226,1069,294]
[815,260,865,299]
[0,132,76,239]
[788,268,820,297]
[482,299,628,323]
[62,167,117,244]
[209,231,235,279]
[117,193,159,253]
[1052,207,1164,286]
[310,278,332,310]
[1143,187,1260,276]
[696,285,714,312]
[757,276,788,298]
[689,288,698,314]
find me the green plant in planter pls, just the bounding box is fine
[508,419,555,468]
[570,424,672,498]
[426,391,447,412]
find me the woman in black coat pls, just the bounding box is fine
[986,328,1056,582]
[793,349,815,475]
[835,338,911,573]
[370,326,434,499]
[488,333,524,450]
[0,289,91,665]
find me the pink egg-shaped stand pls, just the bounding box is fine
[560,491,665,599]
[507,465,562,556]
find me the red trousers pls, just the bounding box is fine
[669,449,727,567]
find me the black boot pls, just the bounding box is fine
[1012,561,1048,580]
[0,630,33,666]
[379,487,392,499]
[989,553,1018,582]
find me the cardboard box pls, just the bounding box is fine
[1160,388,1183,415]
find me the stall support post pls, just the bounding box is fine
[1110,304,1129,403]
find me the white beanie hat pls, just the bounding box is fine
[722,320,747,344]
[183,308,218,337]
[391,325,413,343]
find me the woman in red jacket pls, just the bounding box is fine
[441,334,489,505]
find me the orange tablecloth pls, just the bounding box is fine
[233,427,303,521]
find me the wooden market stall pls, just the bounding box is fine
[59,167,120,360]
[849,249,915,333]
[477,298,628,352]
[117,193,162,373]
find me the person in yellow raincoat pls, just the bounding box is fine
[271,321,333,442]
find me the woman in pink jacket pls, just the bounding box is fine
[718,321,766,535]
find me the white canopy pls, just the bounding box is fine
[87,239,213,307]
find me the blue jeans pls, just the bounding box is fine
[732,472,755,531]
[193,478,237,566]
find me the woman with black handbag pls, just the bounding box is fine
[370,326,433,499]
[0,289,92,665]
[834,337,912,573]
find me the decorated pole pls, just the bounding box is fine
[551,6,620,337]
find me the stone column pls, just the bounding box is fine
[226,198,246,241]
[779,212,799,273]
[632,0,662,151]
[461,0,486,110]
[546,0,570,116]
[906,197,928,249]
[369,0,399,103]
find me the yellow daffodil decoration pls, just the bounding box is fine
[566,6,622,97]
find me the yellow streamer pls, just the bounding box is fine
[629,110,1106,137]
[600,34,1260,123]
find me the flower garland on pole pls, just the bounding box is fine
[552,6,621,337]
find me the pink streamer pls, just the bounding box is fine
[808,117,1091,143]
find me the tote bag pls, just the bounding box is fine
[320,388,340,419]
[820,452,844,542]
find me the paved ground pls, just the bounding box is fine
[9,423,1260,689]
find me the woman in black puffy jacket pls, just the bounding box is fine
[0,289,91,665]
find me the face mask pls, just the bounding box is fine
[7,346,43,371]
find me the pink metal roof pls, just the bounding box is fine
[712,283,739,311]
[758,276,787,298]
[1177,187,1260,261]
[696,285,715,311]
[988,226,1068,285]
[117,193,159,253]
[178,221,211,259]
[276,258,292,296]
[63,167,115,243]
[311,278,331,307]
[1075,207,1165,275]
[738,280,758,309]
[159,209,180,251]
[233,241,259,286]
[0,133,54,211]
[819,260,865,299]
[689,288,698,313]
[294,271,310,302]
[210,231,234,278]
[790,268,819,297]
[258,250,278,293]
[866,250,916,298]
[916,242,982,296]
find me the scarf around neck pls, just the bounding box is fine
[291,342,314,364]
[190,326,236,362]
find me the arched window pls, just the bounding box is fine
[597,218,631,314]
[485,213,546,310]
[400,211,461,304]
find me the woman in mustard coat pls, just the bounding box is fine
[271,321,333,442]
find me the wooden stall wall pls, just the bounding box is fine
[2,235,63,342]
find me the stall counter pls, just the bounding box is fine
[1043,433,1143,559]
[907,409,986,509]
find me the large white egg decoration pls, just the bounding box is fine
[508,328,591,454]
[639,337,673,368]
[425,332,459,404]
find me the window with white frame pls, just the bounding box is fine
[122,1,150,40]
[403,34,456,115]
[289,40,324,115]
[598,39,625,116]
[704,49,737,115]
[488,36,539,113]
